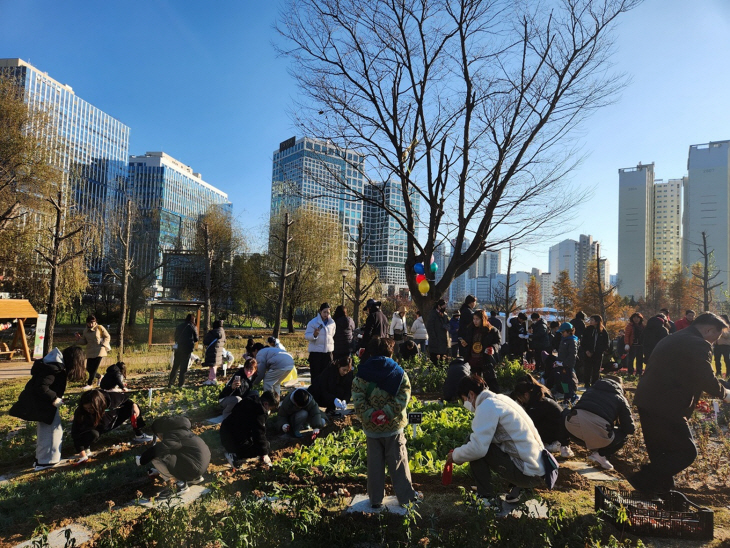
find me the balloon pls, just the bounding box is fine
[430,255,435,264]
[414,263,425,275]
[430,262,438,273]
[418,280,430,294]
[416,274,426,284]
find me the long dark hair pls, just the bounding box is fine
[512,375,551,405]
[333,305,346,320]
[75,389,107,427]
[63,346,86,382]
[590,314,604,331]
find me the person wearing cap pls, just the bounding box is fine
[426,298,451,364]
[360,299,389,351]
[448,310,461,358]
[555,322,579,405]
[389,305,409,358]
[457,295,477,357]
[305,303,337,380]
[267,336,286,351]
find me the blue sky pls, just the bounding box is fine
[2,0,730,275]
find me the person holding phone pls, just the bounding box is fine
[305,303,336,380]
[75,315,111,390]
[218,358,258,419]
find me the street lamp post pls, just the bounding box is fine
[339,268,349,307]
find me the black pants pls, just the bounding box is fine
[470,443,544,498]
[308,352,333,380]
[470,356,500,393]
[170,349,192,387]
[73,401,145,451]
[86,356,103,385]
[627,345,643,375]
[220,425,262,459]
[715,346,730,376]
[583,354,603,388]
[632,408,696,492]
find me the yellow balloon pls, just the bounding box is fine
[418,280,430,294]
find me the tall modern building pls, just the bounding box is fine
[270,136,420,293]
[128,152,232,297]
[549,239,578,284]
[0,58,130,283]
[684,141,730,298]
[653,178,684,277]
[271,136,365,259]
[363,180,419,293]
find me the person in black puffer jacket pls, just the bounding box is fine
[138,416,211,498]
[360,299,389,350]
[220,391,280,468]
[564,377,634,471]
[203,320,226,385]
[581,315,611,388]
[308,356,354,412]
[99,362,127,391]
[443,357,471,401]
[643,314,669,362]
[507,313,528,361]
[528,313,551,372]
[512,375,573,458]
[333,305,355,360]
[218,358,259,419]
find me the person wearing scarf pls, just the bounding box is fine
[352,337,422,509]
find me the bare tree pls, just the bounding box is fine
[345,222,380,325]
[272,212,295,337]
[691,231,722,312]
[108,198,133,358]
[277,0,639,312]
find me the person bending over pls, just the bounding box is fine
[99,361,128,392]
[221,390,279,469]
[276,388,325,438]
[308,356,354,413]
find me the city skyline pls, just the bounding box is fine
[3,0,730,275]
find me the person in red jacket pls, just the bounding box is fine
[674,309,695,331]
[623,313,644,376]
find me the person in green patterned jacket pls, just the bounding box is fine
[352,337,422,509]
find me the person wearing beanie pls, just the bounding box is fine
[305,303,337,380]
[352,337,422,508]
[9,347,86,470]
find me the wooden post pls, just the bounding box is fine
[17,319,31,362]
[195,307,202,350]
[148,305,155,349]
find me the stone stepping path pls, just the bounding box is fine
[14,524,93,548]
[498,497,549,519]
[347,494,408,515]
[560,459,619,481]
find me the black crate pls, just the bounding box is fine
[595,486,713,541]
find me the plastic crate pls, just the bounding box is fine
[595,486,713,540]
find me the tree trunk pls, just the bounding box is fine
[117,199,132,359]
[287,304,295,334]
[203,222,213,331]
[274,213,293,338]
[43,194,63,355]
[596,243,606,320]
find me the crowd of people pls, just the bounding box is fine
[8,301,730,508]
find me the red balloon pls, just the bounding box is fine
[416,274,426,284]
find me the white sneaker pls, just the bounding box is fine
[545,441,561,453]
[588,452,614,470]
[560,445,575,458]
[133,433,154,443]
[202,379,217,386]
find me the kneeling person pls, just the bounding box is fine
[276,388,325,438]
[221,391,279,468]
[447,375,546,504]
[137,416,211,499]
[218,358,258,419]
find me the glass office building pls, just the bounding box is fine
[0,58,130,283]
[128,151,232,297]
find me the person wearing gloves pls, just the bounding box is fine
[99,361,128,392]
[630,313,730,495]
[459,309,501,391]
[308,356,354,413]
[221,390,280,468]
[10,346,86,470]
[250,343,295,395]
[389,306,408,357]
[305,303,337,379]
[170,314,199,388]
[447,375,546,506]
[75,315,112,389]
[352,337,422,508]
[137,415,211,499]
[410,310,429,353]
[581,315,611,389]
[554,322,579,405]
[202,320,226,386]
[512,375,574,458]
[276,388,326,438]
[218,358,258,419]
[267,336,286,351]
[71,389,152,463]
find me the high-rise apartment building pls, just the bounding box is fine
[128,152,232,296]
[683,141,730,297]
[549,239,578,284]
[652,178,684,277]
[270,137,365,259]
[363,180,420,293]
[0,58,130,283]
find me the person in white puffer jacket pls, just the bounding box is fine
[410,310,428,354]
[305,303,337,380]
[446,375,546,506]
[389,306,408,357]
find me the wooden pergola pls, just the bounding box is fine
[0,299,38,363]
[147,300,204,350]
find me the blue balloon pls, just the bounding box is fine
[430,262,438,273]
[414,263,425,275]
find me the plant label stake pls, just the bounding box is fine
[714,400,720,424]
[408,412,422,437]
[149,388,153,407]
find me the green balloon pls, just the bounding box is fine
[430,262,438,272]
